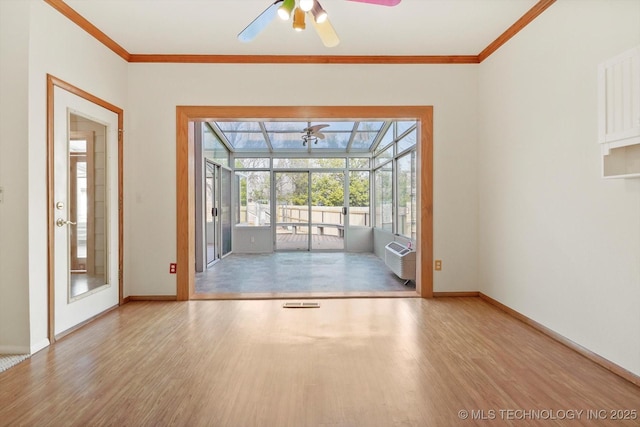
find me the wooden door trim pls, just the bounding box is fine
[175,106,433,300]
[46,74,125,343]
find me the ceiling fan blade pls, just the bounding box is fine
[309,124,329,132]
[346,0,401,6]
[238,0,283,42]
[309,16,340,48]
[316,132,326,139]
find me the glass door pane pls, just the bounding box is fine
[68,127,107,300]
[69,152,87,272]
[310,172,345,250]
[397,151,416,240]
[274,172,309,250]
[205,161,218,265]
[374,163,393,231]
[220,168,232,256]
[349,171,370,226]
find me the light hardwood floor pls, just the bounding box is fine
[1,298,639,426]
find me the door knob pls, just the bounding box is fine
[56,218,77,227]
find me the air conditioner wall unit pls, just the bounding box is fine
[384,241,416,283]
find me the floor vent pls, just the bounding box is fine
[283,302,320,309]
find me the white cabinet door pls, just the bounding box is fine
[598,45,640,147]
[598,46,640,178]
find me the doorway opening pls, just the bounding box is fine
[176,106,432,300]
[274,170,346,251]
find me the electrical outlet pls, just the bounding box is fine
[434,260,442,271]
[169,263,177,274]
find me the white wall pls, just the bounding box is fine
[0,0,31,354]
[126,63,479,295]
[234,226,273,254]
[0,0,128,353]
[478,0,640,375]
[346,227,374,253]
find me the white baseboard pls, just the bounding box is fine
[30,338,50,354]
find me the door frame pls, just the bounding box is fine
[273,170,348,252]
[46,74,124,343]
[176,106,433,300]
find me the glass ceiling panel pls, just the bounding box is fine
[224,132,269,151]
[357,121,384,132]
[397,121,417,136]
[375,126,394,153]
[311,121,356,132]
[215,121,262,132]
[263,122,306,132]
[313,132,352,150]
[351,131,378,151]
[397,129,417,153]
[210,119,415,154]
[268,133,308,150]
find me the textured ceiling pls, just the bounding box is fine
[62,0,539,56]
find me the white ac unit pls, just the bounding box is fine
[384,242,416,284]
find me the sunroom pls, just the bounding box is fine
[187,113,424,297]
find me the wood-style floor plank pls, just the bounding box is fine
[1,298,639,426]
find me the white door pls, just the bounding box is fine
[53,86,119,335]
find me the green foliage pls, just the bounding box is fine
[273,171,370,208]
[311,173,344,207]
[349,172,369,207]
[238,177,247,206]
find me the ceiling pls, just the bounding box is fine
[51,1,547,154]
[61,0,541,57]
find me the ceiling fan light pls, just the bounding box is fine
[300,0,314,12]
[278,0,295,20]
[311,1,328,24]
[293,7,306,31]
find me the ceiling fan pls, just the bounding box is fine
[238,0,402,48]
[302,124,329,145]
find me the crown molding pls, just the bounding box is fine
[478,0,556,62]
[44,0,555,65]
[128,54,479,64]
[44,0,130,61]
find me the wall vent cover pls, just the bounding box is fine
[283,302,320,308]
